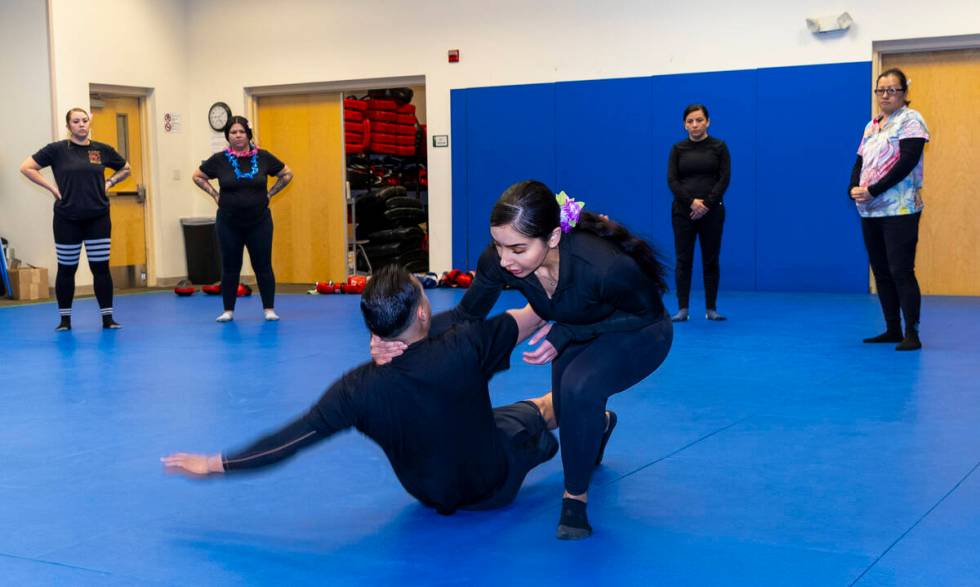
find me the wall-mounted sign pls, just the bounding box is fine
[432,135,449,148]
[163,112,182,133]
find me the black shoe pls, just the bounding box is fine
[896,331,921,351]
[863,330,903,343]
[556,498,592,540]
[595,411,618,466]
[671,308,689,322]
[55,317,71,332]
[102,315,122,329]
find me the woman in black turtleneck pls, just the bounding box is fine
[667,103,731,322]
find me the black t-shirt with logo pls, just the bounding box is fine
[199,149,285,222]
[32,140,126,220]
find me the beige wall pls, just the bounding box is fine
[0,0,55,275]
[6,0,980,280]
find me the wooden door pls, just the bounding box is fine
[256,93,347,283]
[90,95,147,269]
[881,50,980,295]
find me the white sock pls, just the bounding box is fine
[264,309,280,321]
[216,311,234,323]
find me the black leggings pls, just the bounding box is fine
[672,204,725,310]
[216,209,276,311]
[861,213,921,331]
[52,213,113,313]
[551,316,673,495]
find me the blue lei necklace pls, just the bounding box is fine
[224,147,259,180]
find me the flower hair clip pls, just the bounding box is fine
[556,191,585,233]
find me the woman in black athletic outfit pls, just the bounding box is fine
[374,180,674,539]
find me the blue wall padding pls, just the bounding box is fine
[450,90,470,269]
[555,77,656,244]
[754,62,871,292]
[450,61,871,293]
[453,83,556,269]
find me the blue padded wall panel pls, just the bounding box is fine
[555,77,655,243]
[755,62,871,292]
[450,61,872,291]
[650,70,759,294]
[458,83,557,269]
[451,90,469,268]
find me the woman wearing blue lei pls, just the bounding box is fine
[193,115,293,322]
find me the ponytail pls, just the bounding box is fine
[574,211,668,293]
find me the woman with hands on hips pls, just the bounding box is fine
[192,116,292,323]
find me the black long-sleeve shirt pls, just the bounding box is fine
[432,230,667,353]
[221,314,519,515]
[667,136,731,210]
[848,138,926,197]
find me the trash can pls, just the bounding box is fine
[181,218,221,285]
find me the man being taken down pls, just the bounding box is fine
[163,264,558,514]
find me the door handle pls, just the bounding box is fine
[110,184,146,203]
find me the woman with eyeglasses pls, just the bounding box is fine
[848,68,929,350]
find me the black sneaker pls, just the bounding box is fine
[556,498,592,540]
[896,331,921,351]
[863,330,903,343]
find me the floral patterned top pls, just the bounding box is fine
[856,106,929,218]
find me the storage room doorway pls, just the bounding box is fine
[344,85,429,275]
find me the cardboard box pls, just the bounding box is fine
[8,266,50,300]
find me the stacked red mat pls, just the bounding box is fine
[344,98,370,154]
[365,99,417,156]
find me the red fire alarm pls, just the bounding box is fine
[448,49,460,63]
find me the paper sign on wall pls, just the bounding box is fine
[163,112,182,133]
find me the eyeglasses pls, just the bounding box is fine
[874,88,905,96]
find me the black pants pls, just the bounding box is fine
[52,213,113,312]
[216,209,276,311]
[464,401,559,510]
[672,204,725,310]
[861,213,921,331]
[551,316,673,495]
